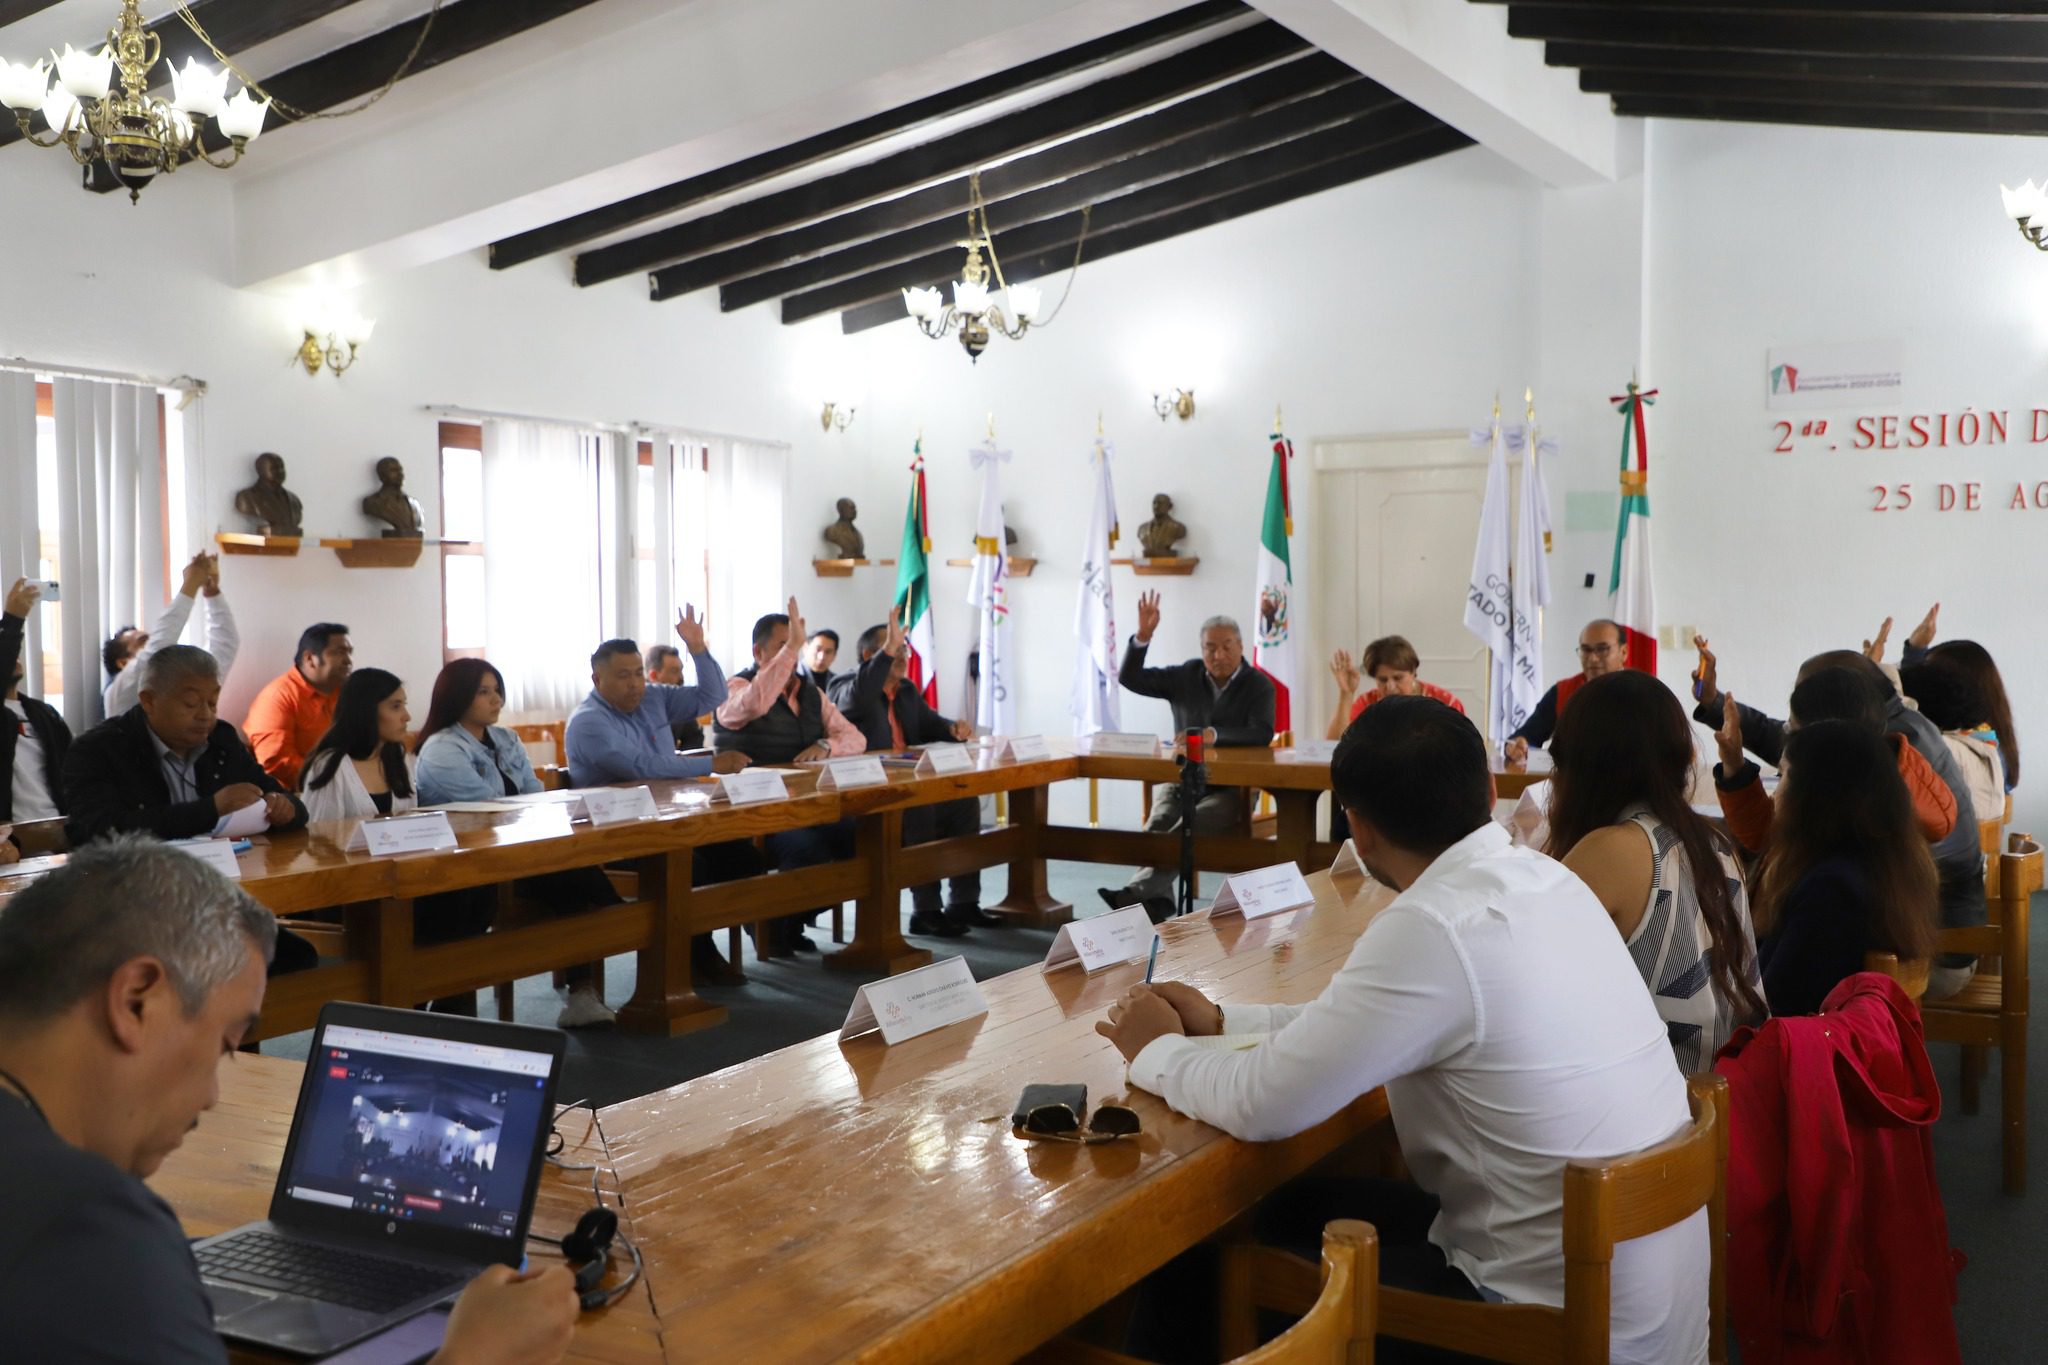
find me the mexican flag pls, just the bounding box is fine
[1252,433,1297,735]
[1609,381,1658,673]
[894,442,938,708]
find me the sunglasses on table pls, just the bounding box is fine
[1016,1102,1142,1145]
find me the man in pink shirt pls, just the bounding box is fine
[711,597,864,956]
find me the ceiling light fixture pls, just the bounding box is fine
[296,305,375,378]
[1151,388,1195,422]
[819,401,855,433]
[902,171,1088,362]
[2001,180,2048,250]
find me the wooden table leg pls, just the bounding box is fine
[992,784,1074,929]
[354,897,411,1007]
[1273,790,1321,872]
[619,850,730,1037]
[827,809,934,976]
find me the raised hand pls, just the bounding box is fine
[1907,602,1939,652]
[1134,590,1162,644]
[178,552,211,598]
[201,552,222,598]
[1862,616,1892,663]
[885,604,906,658]
[1329,649,1360,696]
[674,604,709,655]
[785,596,806,651]
[1691,634,1719,707]
[1503,736,1529,767]
[1716,687,1746,773]
[3,578,40,620]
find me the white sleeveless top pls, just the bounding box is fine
[1622,807,1764,1073]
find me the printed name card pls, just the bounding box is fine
[166,837,244,879]
[839,955,989,1045]
[1041,905,1155,974]
[995,734,1052,763]
[915,743,975,776]
[1277,740,1339,764]
[344,810,459,857]
[1329,840,1367,880]
[717,769,790,805]
[815,755,890,790]
[570,785,660,826]
[1210,861,1316,920]
[1086,732,1162,758]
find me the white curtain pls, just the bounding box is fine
[706,439,788,669]
[52,378,162,725]
[481,419,602,719]
[647,430,677,648]
[0,373,39,694]
[596,432,639,643]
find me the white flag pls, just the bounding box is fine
[1070,439,1121,736]
[1504,424,1555,735]
[966,441,1014,735]
[1463,416,1514,746]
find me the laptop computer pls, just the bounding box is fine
[192,1002,568,1358]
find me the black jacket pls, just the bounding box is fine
[62,706,308,846]
[0,612,70,824]
[828,652,960,752]
[1117,638,1276,748]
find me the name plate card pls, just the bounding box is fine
[1277,740,1339,764]
[815,755,890,790]
[344,811,459,857]
[839,955,989,1045]
[718,769,790,806]
[1041,905,1155,974]
[166,837,244,879]
[995,734,1052,763]
[1210,861,1316,920]
[1330,840,1367,880]
[570,785,660,826]
[915,744,975,776]
[1086,732,1162,758]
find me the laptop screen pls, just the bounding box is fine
[279,1023,554,1244]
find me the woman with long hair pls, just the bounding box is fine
[1900,653,2004,823]
[1928,639,2018,796]
[415,658,541,803]
[1749,721,1940,1016]
[1546,670,1767,1070]
[302,668,492,1015]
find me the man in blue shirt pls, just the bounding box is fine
[564,608,749,786]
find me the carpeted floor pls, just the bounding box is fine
[262,866,2036,1357]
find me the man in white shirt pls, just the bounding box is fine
[101,552,239,718]
[2,579,70,843]
[1097,696,1708,1365]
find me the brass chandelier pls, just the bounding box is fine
[901,172,1088,362]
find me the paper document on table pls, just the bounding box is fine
[166,837,243,878]
[504,789,585,805]
[430,800,525,813]
[216,802,270,838]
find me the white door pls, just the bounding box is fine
[1310,433,1512,734]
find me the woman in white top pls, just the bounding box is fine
[302,668,492,1014]
[1546,669,1768,1072]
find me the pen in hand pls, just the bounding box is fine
[1144,932,1161,984]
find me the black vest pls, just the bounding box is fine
[711,666,827,764]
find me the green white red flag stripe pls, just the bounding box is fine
[1609,381,1658,673]
[893,441,938,708]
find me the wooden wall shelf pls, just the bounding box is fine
[1113,556,1199,576]
[812,558,898,578]
[216,533,300,557]
[943,556,1037,577]
[321,538,425,569]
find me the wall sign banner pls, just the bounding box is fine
[1766,341,1903,411]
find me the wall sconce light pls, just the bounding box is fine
[1151,387,1195,422]
[820,400,856,433]
[297,308,374,378]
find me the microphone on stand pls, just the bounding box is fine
[1174,726,1207,918]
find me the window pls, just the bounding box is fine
[439,422,485,661]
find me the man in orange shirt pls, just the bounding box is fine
[243,623,353,789]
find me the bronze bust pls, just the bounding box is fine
[233,452,304,537]
[1137,493,1187,559]
[823,497,864,559]
[362,457,425,538]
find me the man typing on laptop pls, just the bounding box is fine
[0,835,577,1364]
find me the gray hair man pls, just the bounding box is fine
[0,837,578,1363]
[62,644,307,849]
[1103,591,1277,916]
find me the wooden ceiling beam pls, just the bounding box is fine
[652,56,1370,304]
[488,0,1254,270]
[785,103,1453,324]
[1548,44,2048,89]
[838,123,1472,335]
[1506,7,2048,60]
[1478,0,2048,12]
[1608,93,2048,137]
[573,19,1312,286]
[710,77,1396,311]
[1586,70,2048,112]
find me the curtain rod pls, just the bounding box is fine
[424,403,634,435]
[0,355,205,393]
[634,421,790,452]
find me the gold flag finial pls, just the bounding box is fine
[1096,410,1104,438]
[1525,386,1535,424]
[1493,391,1501,423]
[1273,403,1283,434]
[986,411,995,441]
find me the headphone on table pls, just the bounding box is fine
[560,1205,643,1312]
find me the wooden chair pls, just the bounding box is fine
[508,720,567,768]
[7,817,69,857]
[1923,832,2041,1193]
[1023,1220,1380,1365]
[1863,951,1930,1002]
[1981,816,2005,900]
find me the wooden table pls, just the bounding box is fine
[149,1054,665,1364]
[597,864,1396,1363]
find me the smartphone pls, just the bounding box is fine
[319,1308,450,1365]
[27,580,57,603]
